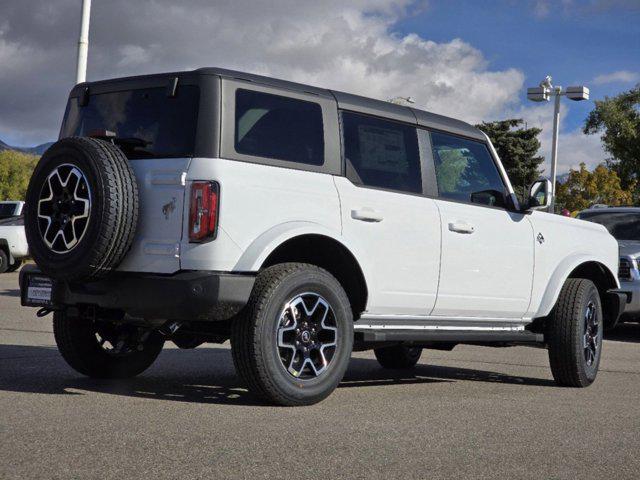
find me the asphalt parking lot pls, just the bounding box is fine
[1,270,639,479]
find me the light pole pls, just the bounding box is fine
[527,76,589,212]
[76,0,92,84]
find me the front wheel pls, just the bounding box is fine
[53,311,164,379]
[231,263,353,406]
[546,278,603,387]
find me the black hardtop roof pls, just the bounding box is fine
[71,67,486,141]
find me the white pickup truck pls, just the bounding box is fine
[0,215,28,273]
[19,68,627,405]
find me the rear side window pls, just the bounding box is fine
[341,111,421,194]
[235,89,324,166]
[431,131,506,207]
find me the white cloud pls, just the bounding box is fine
[593,70,640,85]
[0,0,613,174]
[0,0,524,145]
[531,0,640,17]
[533,1,551,17]
[555,129,606,172]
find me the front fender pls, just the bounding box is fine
[534,253,619,318]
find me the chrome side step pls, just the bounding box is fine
[354,315,544,344]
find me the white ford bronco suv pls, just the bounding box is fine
[20,68,627,406]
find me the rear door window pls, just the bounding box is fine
[431,131,506,207]
[235,89,324,166]
[341,111,422,194]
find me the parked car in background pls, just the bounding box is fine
[0,215,28,273]
[0,201,25,220]
[577,206,640,323]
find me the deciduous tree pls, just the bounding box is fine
[555,163,635,212]
[0,150,39,201]
[583,85,640,192]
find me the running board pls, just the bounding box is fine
[357,329,543,343]
[354,316,544,344]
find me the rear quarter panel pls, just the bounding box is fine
[526,211,619,318]
[181,158,343,272]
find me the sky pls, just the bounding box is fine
[0,0,638,174]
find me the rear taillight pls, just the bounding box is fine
[189,181,219,242]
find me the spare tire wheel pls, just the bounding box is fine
[24,137,139,282]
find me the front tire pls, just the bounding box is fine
[546,278,603,387]
[374,345,422,370]
[53,311,164,379]
[231,263,353,406]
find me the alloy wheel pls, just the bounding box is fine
[276,292,338,379]
[583,301,599,367]
[37,164,91,253]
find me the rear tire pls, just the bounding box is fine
[53,311,164,379]
[546,278,603,387]
[0,250,8,274]
[231,263,353,406]
[374,345,422,369]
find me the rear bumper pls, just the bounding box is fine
[20,265,255,321]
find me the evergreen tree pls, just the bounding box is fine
[476,119,544,201]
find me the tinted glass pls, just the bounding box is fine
[342,112,421,193]
[578,211,640,240]
[0,204,17,218]
[431,132,506,207]
[235,89,324,166]
[60,86,200,159]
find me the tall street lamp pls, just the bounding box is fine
[76,0,92,84]
[527,76,589,212]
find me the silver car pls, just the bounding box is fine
[578,207,640,322]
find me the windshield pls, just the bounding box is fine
[579,211,640,240]
[60,86,200,159]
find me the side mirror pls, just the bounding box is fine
[526,179,552,211]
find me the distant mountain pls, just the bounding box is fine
[20,142,54,155]
[0,138,54,155]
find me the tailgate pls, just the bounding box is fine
[117,158,191,273]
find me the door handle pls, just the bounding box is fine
[351,208,384,223]
[448,221,475,234]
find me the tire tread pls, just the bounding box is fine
[231,263,351,406]
[547,278,600,387]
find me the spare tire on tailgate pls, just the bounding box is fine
[25,137,139,282]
